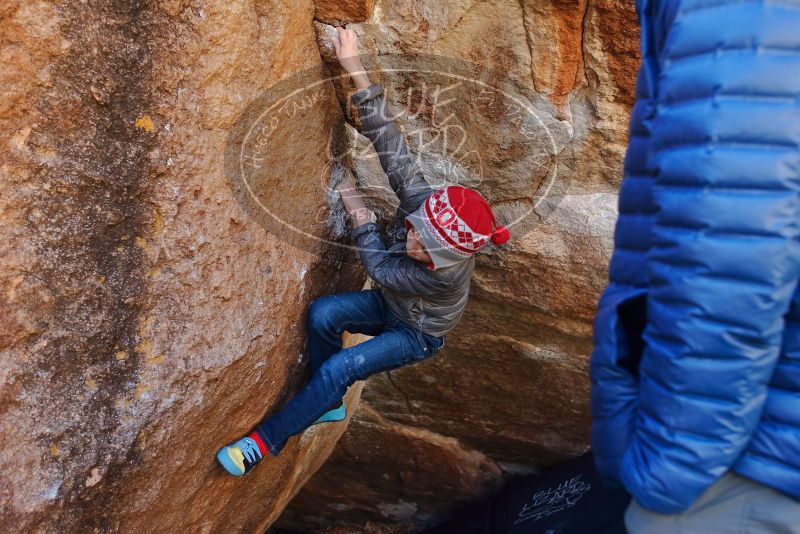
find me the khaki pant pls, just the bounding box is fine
[625,472,800,534]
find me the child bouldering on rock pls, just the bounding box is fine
[216,27,509,476]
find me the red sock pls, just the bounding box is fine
[248,431,268,456]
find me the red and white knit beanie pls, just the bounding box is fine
[404,185,510,270]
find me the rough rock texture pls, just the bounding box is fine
[1,1,366,532]
[315,0,375,25]
[2,0,639,532]
[275,0,640,532]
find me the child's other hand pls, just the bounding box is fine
[334,176,363,208]
[334,176,372,225]
[332,27,362,73]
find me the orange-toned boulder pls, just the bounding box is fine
[1,1,365,531]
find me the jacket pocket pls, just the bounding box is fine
[403,328,442,365]
[420,332,445,354]
[590,288,647,484]
[616,292,647,374]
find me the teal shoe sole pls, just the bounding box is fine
[311,402,347,425]
[216,447,244,476]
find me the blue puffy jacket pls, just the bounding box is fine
[590,0,800,514]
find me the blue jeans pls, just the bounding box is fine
[255,288,445,456]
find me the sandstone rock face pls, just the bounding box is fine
[275,0,640,532]
[1,1,366,532]
[2,0,639,532]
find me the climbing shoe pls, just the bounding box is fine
[311,400,346,425]
[216,433,267,476]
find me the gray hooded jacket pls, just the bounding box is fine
[350,83,475,338]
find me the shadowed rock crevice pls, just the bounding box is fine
[385,369,416,418]
[274,402,504,532]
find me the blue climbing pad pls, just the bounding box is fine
[422,452,630,533]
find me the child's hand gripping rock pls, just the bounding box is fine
[331,26,371,91]
[334,173,373,228]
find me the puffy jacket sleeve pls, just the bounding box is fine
[620,0,800,513]
[351,84,433,238]
[351,221,453,296]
